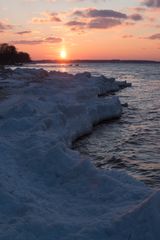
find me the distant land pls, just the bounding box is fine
[32,59,160,64]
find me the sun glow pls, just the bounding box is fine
[60,49,67,59]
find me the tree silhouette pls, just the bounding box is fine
[0,43,31,65]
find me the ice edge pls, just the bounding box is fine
[0,68,159,240]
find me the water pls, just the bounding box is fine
[26,62,160,188]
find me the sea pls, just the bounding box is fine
[24,62,160,188]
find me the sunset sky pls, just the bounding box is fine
[0,0,160,60]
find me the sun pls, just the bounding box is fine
[60,49,67,59]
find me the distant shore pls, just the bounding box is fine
[32,59,160,64]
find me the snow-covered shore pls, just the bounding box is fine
[0,68,160,240]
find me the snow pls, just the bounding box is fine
[0,68,159,239]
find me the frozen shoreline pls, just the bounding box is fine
[0,68,160,239]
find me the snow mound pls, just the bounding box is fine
[0,68,159,239]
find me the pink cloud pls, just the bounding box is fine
[147,32,160,39]
[32,12,61,24]
[143,0,160,7]
[16,31,32,35]
[0,21,13,32]
[11,37,62,45]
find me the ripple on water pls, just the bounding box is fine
[74,63,160,189]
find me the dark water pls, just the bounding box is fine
[27,62,160,188]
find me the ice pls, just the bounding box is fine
[0,68,159,239]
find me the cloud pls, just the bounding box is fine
[66,20,86,27]
[129,14,143,21]
[147,32,160,39]
[143,0,160,7]
[132,7,146,12]
[73,8,127,19]
[12,40,43,45]
[122,34,134,38]
[66,8,143,31]
[88,18,121,29]
[66,17,122,30]
[11,37,62,45]
[0,21,13,32]
[16,31,32,35]
[45,37,62,42]
[32,12,61,24]
[65,20,86,31]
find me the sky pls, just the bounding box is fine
[0,0,160,60]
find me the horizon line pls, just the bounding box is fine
[32,59,160,63]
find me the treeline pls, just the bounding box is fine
[0,43,31,65]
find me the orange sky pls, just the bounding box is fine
[0,0,160,60]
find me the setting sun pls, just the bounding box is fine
[60,49,67,59]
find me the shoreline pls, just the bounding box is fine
[0,68,160,239]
